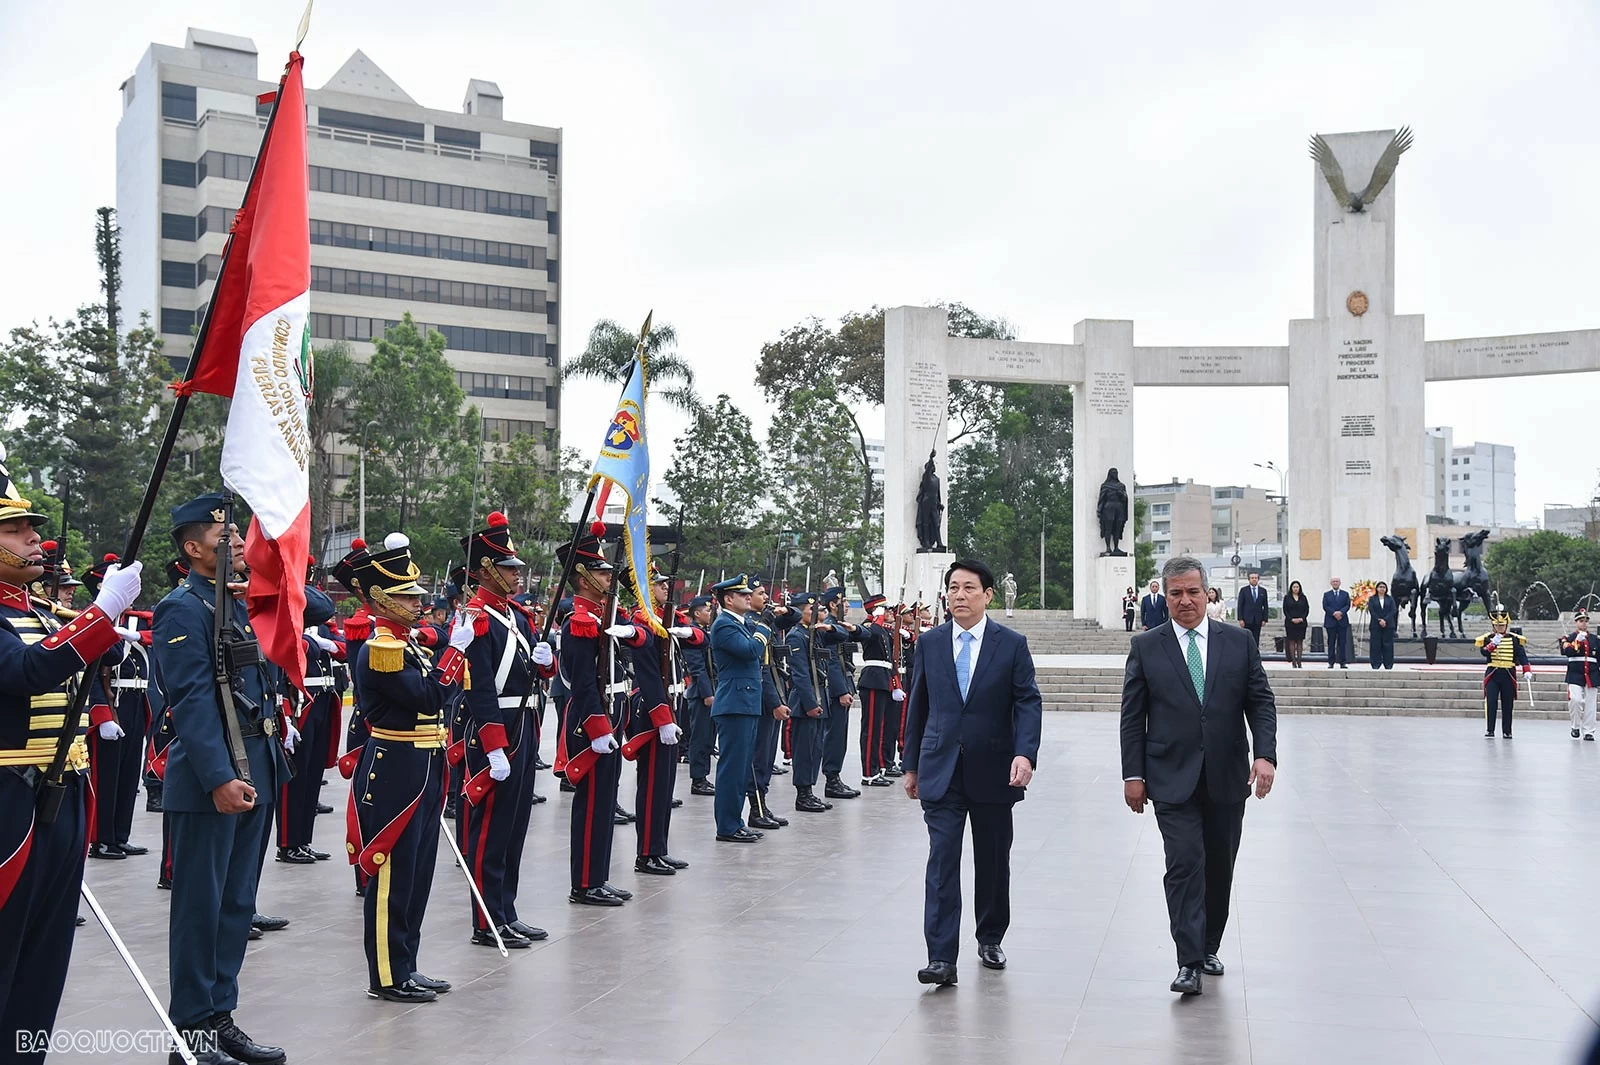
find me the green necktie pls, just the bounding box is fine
[1185,628,1205,703]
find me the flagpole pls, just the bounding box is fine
[537,487,597,644]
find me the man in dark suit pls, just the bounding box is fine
[1322,577,1351,669]
[903,559,1042,987]
[1235,571,1268,647]
[1140,579,1168,631]
[1120,557,1277,996]
[1368,580,1398,670]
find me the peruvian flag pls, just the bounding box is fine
[179,52,312,692]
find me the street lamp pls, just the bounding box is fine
[1254,460,1288,583]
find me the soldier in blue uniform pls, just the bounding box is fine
[339,532,473,1003]
[153,493,287,1065]
[148,559,189,889]
[622,564,698,873]
[745,577,797,830]
[854,594,900,789]
[816,588,863,801]
[455,511,555,948]
[83,553,156,859]
[273,586,341,864]
[685,591,718,796]
[0,455,139,1063]
[557,531,644,906]
[784,592,833,813]
[707,574,768,842]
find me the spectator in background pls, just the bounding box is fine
[1205,587,1227,624]
[1368,581,1397,670]
[1322,577,1351,669]
[1141,580,1168,631]
[1236,571,1268,648]
[1282,581,1309,668]
[1123,587,1138,633]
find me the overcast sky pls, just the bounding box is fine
[1,1,1596,523]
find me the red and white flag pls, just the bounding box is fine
[179,52,312,692]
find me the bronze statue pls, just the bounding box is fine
[1380,533,1421,637]
[1308,127,1413,213]
[1096,467,1129,556]
[914,450,946,552]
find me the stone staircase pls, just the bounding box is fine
[1035,666,1566,720]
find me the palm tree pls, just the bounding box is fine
[565,318,702,415]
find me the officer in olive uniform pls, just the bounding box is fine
[455,511,555,948]
[784,592,832,813]
[0,456,139,1063]
[83,553,155,858]
[340,532,474,1003]
[154,493,287,1065]
[1475,608,1530,738]
[273,586,341,864]
[745,577,798,829]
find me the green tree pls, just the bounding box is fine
[565,318,701,414]
[485,438,585,583]
[305,341,362,550]
[1485,531,1600,619]
[1133,497,1156,586]
[659,394,769,579]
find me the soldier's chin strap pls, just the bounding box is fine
[477,559,518,599]
[370,589,422,626]
[0,544,35,569]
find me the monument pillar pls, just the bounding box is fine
[884,306,953,603]
[1072,319,1136,627]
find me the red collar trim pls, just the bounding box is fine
[373,616,410,639]
[574,594,603,614]
[0,581,28,611]
[473,585,509,609]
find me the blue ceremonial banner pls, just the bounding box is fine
[588,315,667,637]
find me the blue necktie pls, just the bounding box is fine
[956,630,973,700]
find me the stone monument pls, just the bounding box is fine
[882,128,1600,629]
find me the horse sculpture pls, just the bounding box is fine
[1452,529,1493,630]
[1380,533,1421,637]
[1423,537,1461,638]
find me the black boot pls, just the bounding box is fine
[795,786,831,813]
[210,1012,286,1064]
[690,777,716,796]
[824,775,860,799]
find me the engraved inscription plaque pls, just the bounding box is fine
[1347,528,1371,560]
[1299,529,1323,561]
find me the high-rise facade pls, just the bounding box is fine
[1424,427,1516,527]
[116,29,561,530]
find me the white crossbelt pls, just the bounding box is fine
[497,695,531,709]
[857,660,894,671]
[303,676,336,690]
[111,679,148,691]
[667,682,685,696]
[605,681,629,695]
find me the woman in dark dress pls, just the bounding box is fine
[1282,580,1310,668]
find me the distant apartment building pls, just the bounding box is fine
[115,29,561,529]
[1134,479,1280,565]
[1544,503,1600,540]
[1424,427,1515,527]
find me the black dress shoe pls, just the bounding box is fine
[824,776,861,799]
[442,801,459,820]
[795,789,831,813]
[76,914,86,926]
[116,841,149,855]
[559,778,577,793]
[658,855,689,870]
[690,778,716,796]
[770,763,788,775]
[671,797,683,808]
[366,981,437,1003]
[1202,954,1224,976]
[917,960,958,986]
[251,913,289,932]
[211,1012,285,1064]
[408,972,452,993]
[862,774,894,787]
[884,765,904,777]
[614,806,635,823]
[306,845,330,861]
[1573,728,1581,738]
[716,828,762,843]
[570,887,623,906]
[158,876,172,890]
[1170,966,1203,995]
[88,842,126,860]
[276,846,315,865]
[169,1048,242,1065]
[749,813,782,830]
[147,795,164,813]
[600,882,633,900]
[507,920,548,940]
[531,792,548,804]
[316,802,334,814]
[472,925,532,949]
[771,813,790,826]
[247,927,263,940]
[533,757,551,770]
[635,855,677,875]
[978,943,1006,970]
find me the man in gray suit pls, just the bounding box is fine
[1120,557,1277,996]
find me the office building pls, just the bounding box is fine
[1134,479,1280,565]
[1424,427,1515,527]
[115,29,561,528]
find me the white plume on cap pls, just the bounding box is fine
[384,532,410,550]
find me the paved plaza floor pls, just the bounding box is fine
[56,713,1600,1064]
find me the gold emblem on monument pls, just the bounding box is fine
[1346,290,1369,317]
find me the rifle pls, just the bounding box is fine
[657,509,685,693]
[49,478,70,603]
[212,492,261,784]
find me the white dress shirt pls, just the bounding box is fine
[953,613,988,667]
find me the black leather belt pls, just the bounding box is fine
[236,716,278,739]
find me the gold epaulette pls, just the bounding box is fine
[368,632,407,673]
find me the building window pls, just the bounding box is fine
[547,258,559,283]
[310,313,545,358]
[311,266,545,313]
[317,108,425,140]
[480,417,541,442]
[1153,521,1170,535]
[197,151,252,183]
[546,209,559,234]
[160,308,196,334]
[1462,474,1470,481]
[196,255,222,285]
[310,219,543,269]
[434,126,481,150]
[455,372,539,401]
[1151,503,1170,518]
[1451,490,1459,497]
[196,206,232,237]
[160,81,196,121]
[1451,474,1458,481]
[310,164,544,219]
[161,158,197,187]
[161,213,197,241]
[161,260,196,288]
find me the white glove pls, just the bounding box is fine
[312,634,340,654]
[113,624,142,643]
[1487,635,1501,650]
[900,629,913,639]
[657,722,682,745]
[283,720,300,753]
[93,562,143,619]
[97,720,125,741]
[448,612,475,651]
[486,748,511,781]
[668,626,694,639]
[590,733,619,755]
[604,623,637,640]
[532,641,554,667]
[892,688,906,703]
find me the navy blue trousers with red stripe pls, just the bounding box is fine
[634,734,678,857]
[459,723,536,931]
[275,703,331,851]
[87,693,149,846]
[0,770,85,1064]
[858,688,890,778]
[569,750,621,890]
